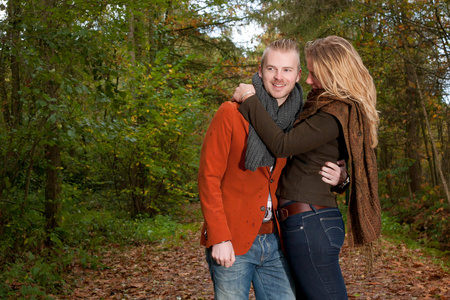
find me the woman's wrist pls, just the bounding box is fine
[240,91,255,102]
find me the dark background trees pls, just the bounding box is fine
[255,0,449,247]
[0,0,448,297]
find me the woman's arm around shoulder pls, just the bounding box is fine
[238,97,340,157]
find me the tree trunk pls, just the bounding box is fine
[404,88,422,194]
[129,161,143,216]
[420,117,437,186]
[128,8,136,63]
[413,71,450,204]
[404,59,423,194]
[44,142,62,244]
[379,141,394,197]
[8,0,21,128]
[42,0,62,245]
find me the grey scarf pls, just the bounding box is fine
[245,72,303,171]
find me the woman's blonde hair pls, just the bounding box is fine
[305,36,379,148]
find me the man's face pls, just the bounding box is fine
[258,49,301,106]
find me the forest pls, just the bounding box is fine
[0,0,449,298]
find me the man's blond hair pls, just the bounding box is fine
[261,39,301,71]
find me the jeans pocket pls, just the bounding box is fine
[319,216,345,249]
[280,215,303,233]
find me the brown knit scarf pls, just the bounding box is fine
[296,89,381,247]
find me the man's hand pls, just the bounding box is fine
[320,159,347,186]
[211,241,236,268]
[232,83,256,103]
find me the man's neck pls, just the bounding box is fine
[277,96,289,107]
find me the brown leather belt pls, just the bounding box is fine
[258,220,275,235]
[278,202,329,222]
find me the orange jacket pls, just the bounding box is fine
[198,101,286,255]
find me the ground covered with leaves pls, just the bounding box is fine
[59,222,449,299]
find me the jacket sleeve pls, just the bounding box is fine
[238,95,339,157]
[198,102,235,247]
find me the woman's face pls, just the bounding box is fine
[306,58,323,90]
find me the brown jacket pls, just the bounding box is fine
[239,90,381,246]
[239,95,347,207]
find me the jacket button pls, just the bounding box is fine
[260,206,266,211]
[270,179,274,183]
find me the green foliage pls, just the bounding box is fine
[381,212,449,270]
[0,1,245,297]
[0,191,47,262]
[0,251,68,299]
[62,50,209,217]
[256,0,350,43]
[380,186,449,251]
[1,0,241,263]
[57,187,198,250]
[378,157,415,200]
[0,205,197,298]
[265,0,450,256]
[2,0,447,297]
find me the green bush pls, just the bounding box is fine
[379,186,449,251]
[0,208,198,298]
[60,205,191,249]
[0,251,67,299]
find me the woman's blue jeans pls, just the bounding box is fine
[279,206,348,300]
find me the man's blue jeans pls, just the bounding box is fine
[280,206,348,300]
[205,232,296,300]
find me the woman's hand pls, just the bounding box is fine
[232,83,256,103]
[320,160,347,186]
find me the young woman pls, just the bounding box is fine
[233,36,381,299]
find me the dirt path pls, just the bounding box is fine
[60,224,449,299]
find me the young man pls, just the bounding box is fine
[198,39,346,299]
